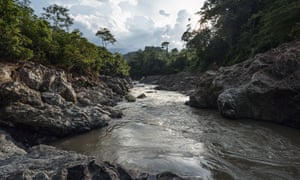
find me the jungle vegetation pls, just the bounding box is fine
[0,0,129,77]
[125,0,300,77]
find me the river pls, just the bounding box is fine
[53,84,300,179]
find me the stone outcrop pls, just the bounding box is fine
[188,41,300,128]
[0,61,131,145]
[0,130,26,160]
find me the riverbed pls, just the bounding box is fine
[53,85,300,179]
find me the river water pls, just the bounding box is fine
[53,85,300,179]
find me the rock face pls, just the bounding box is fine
[0,61,132,144]
[0,130,26,160]
[188,41,300,128]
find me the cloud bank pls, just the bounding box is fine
[30,0,204,53]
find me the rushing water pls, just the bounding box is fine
[53,84,300,179]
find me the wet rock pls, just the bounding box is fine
[125,94,136,102]
[156,172,184,180]
[0,144,132,179]
[146,90,156,93]
[189,41,300,128]
[137,93,147,99]
[0,130,26,160]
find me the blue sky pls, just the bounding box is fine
[30,0,204,53]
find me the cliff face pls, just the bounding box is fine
[188,41,300,128]
[0,61,132,145]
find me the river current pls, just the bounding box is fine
[53,84,300,179]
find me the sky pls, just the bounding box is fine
[30,0,204,54]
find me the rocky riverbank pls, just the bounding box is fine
[0,61,132,146]
[0,61,186,179]
[0,61,184,179]
[142,41,300,128]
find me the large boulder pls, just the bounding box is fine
[0,130,26,160]
[18,62,77,103]
[1,102,110,136]
[188,41,300,128]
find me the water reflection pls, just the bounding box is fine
[53,85,300,179]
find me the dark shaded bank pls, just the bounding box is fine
[0,61,184,179]
[140,72,200,95]
[141,41,300,128]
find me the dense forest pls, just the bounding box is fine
[124,46,197,79]
[126,0,300,77]
[0,0,130,77]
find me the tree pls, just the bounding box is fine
[42,4,73,31]
[96,28,116,47]
[161,41,169,56]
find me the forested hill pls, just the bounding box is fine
[125,0,300,78]
[0,0,129,77]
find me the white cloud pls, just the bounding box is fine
[159,10,170,17]
[30,0,204,53]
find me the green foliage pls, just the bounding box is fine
[125,46,196,79]
[0,0,33,60]
[184,0,300,70]
[42,4,73,31]
[96,28,117,47]
[0,0,129,77]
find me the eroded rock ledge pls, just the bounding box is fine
[188,41,300,128]
[0,61,132,145]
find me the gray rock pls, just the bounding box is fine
[18,62,77,103]
[0,143,185,180]
[189,41,300,128]
[41,92,65,107]
[0,61,132,144]
[0,130,26,160]
[125,94,136,102]
[0,144,132,179]
[137,93,147,99]
[0,81,43,107]
[1,102,110,137]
